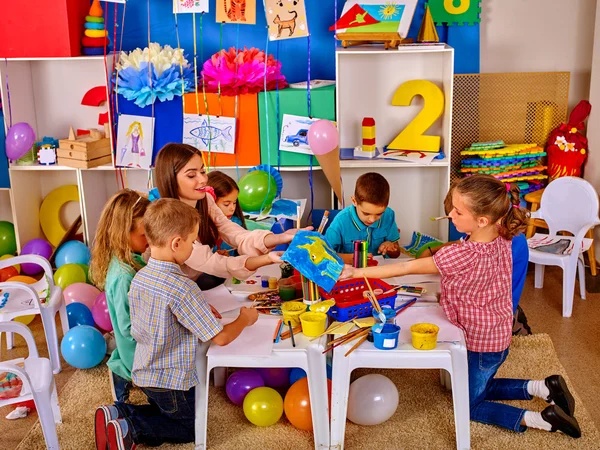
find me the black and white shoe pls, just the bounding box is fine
[541,405,581,438]
[545,375,575,417]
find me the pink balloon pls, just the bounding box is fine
[92,292,113,332]
[63,282,100,310]
[308,120,339,156]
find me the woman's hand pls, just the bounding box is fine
[281,226,314,243]
[339,264,357,280]
[268,251,284,264]
[264,226,314,248]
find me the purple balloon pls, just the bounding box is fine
[226,369,265,406]
[256,368,291,389]
[91,292,113,332]
[5,122,36,161]
[21,238,53,275]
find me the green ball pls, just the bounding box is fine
[238,171,278,212]
[54,264,86,290]
[76,263,90,283]
[0,221,17,256]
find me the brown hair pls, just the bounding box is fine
[155,143,219,247]
[144,198,200,247]
[89,189,150,289]
[454,174,529,239]
[207,171,247,229]
[354,172,390,206]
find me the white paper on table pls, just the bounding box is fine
[202,285,244,314]
[395,305,463,343]
[207,316,278,357]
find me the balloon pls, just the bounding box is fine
[347,374,399,426]
[289,368,307,385]
[243,387,283,427]
[76,264,90,283]
[66,302,95,328]
[284,378,332,431]
[91,292,112,332]
[237,171,278,212]
[14,315,36,325]
[55,240,91,268]
[256,368,291,389]
[54,264,86,290]
[0,265,19,282]
[60,325,106,369]
[20,238,53,275]
[226,369,265,406]
[0,254,20,273]
[307,120,339,156]
[5,122,36,161]
[0,222,17,256]
[63,282,100,310]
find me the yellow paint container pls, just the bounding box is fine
[410,323,440,350]
[281,301,307,327]
[300,312,328,337]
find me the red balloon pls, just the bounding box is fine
[0,266,19,282]
[284,378,332,431]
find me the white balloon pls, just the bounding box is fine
[347,374,399,426]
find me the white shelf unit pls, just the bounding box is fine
[335,45,454,242]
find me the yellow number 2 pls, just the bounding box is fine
[387,80,445,153]
[445,0,470,14]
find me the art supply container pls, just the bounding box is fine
[410,323,440,350]
[353,240,368,268]
[261,275,269,288]
[280,262,294,279]
[372,324,400,350]
[278,278,298,301]
[282,301,307,327]
[301,277,321,305]
[372,306,396,324]
[268,277,278,290]
[299,312,328,337]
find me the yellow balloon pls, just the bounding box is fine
[7,275,38,325]
[242,387,283,427]
[0,254,20,273]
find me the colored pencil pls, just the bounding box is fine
[281,325,302,340]
[288,321,296,347]
[323,328,370,354]
[273,320,282,342]
[344,335,368,357]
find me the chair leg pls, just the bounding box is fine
[6,331,13,350]
[213,367,227,387]
[450,345,471,450]
[534,264,545,289]
[40,309,62,374]
[50,378,62,424]
[562,266,577,318]
[58,303,69,337]
[578,257,587,300]
[34,390,60,450]
[586,229,596,276]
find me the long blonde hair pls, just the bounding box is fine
[89,189,150,289]
[126,121,143,139]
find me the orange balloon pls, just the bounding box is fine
[7,275,37,284]
[284,378,332,431]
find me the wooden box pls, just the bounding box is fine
[57,136,112,169]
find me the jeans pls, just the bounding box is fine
[115,386,195,446]
[110,371,133,403]
[468,349,532,432]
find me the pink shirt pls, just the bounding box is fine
[433,236,513,353]
[184,195,273,280]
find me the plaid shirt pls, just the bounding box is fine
[129,258,223,390]
[433,237,513,352]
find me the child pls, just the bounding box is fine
[94,198,259,450]
[341,175,581,438]
[89,189,150,404]
[326,172,400,264]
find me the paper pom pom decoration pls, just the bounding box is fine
[200,47,287,96]
[115,43,193,108]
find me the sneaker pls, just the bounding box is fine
[107,419,137,450]
[545,375,575,417]
[541,405,581,438]
[95,405,120,450]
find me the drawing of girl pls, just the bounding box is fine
[120,121,146,167]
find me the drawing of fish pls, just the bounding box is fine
[189,120,233,146]
[299,236,340,281]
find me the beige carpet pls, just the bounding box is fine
[16,334,599,450]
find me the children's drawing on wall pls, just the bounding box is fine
[334,0,418,38]
[217,0,256,24]
[183,114,236,154]
[263,0,309,41]
[279,114,319,155]
[246,198,306,221]
[174,0,209,14]
[116,114,155,169]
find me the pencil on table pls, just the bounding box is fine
[345,334,368,357]
[273,320,282,343]
[288,321,296,347]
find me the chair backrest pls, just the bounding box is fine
[0,255,55,298]
[539,177,600,235]
[0,321,39,359]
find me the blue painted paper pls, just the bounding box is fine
[281,230,343,292]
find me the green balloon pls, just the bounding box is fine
[76,264,90,283]
[238,171,278,212]
[0,221,17,256]
[54,264,86,290]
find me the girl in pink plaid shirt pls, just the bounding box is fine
[342,175,581,438]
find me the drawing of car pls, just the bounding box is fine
[285,129,309,146]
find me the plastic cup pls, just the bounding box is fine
[372,306,396,324]
[410,323,440,350]
[281,301,307,327]
[372,324,400,350]
[300,312,328,337]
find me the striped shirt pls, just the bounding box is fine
[129,258,223,390]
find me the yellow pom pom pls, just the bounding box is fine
[570,127,578,133]
[581,148,586,155]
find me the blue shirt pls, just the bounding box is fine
[325,205,400,255]
[511,233,529,313]
[213,215,244,255]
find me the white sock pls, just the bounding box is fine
[527,380,550,400]
[524,411,552,431]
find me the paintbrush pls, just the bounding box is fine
[288,321,296,347]
[430,216,450,221]
[323,328,370,354]
[344,334,368,357]
[394,298,417,317]
[281,325,302,340]
[363,276,382,314]
[317,210,330,234]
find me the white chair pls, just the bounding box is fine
[0,321,62,449]
[0,255,69,373]
[528,177,600,317]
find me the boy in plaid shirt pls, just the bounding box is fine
[342,175,581,438]
[94,198,258,450]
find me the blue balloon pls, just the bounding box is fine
[289,368,307,385]
[66,302,95,329]
[60,325,106,369]
[55,241,91,268]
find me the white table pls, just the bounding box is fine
[329,304,470,450]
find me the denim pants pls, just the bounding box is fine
[115,386,195,446]
[468,349,532,432]
[110,371,133,403]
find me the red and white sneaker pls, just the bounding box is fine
[95,405,120,450]
[107,419,137,450]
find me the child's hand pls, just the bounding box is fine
[339,264,356,280]
[239,306,259,326]
[209,304,222,319]
[268,251,284,264]
[281,226,314,243]
[378,241,399,256]
[216,249,230,256]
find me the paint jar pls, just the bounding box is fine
[261,275,269,288]
[372,306,395,324]
[282,301,308,327]
[278,278,297,301]
[372,324,401,350]
[280,262,294,279]
[268,277,278,290]
[410,323,440,350]
[300,312,328,337]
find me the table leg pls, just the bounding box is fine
[450,345,470,450]
[194,343,210,450]
[586,229,597,276]
[307,346,330,450]
[330,349,353,450]
[525,203,538,239]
